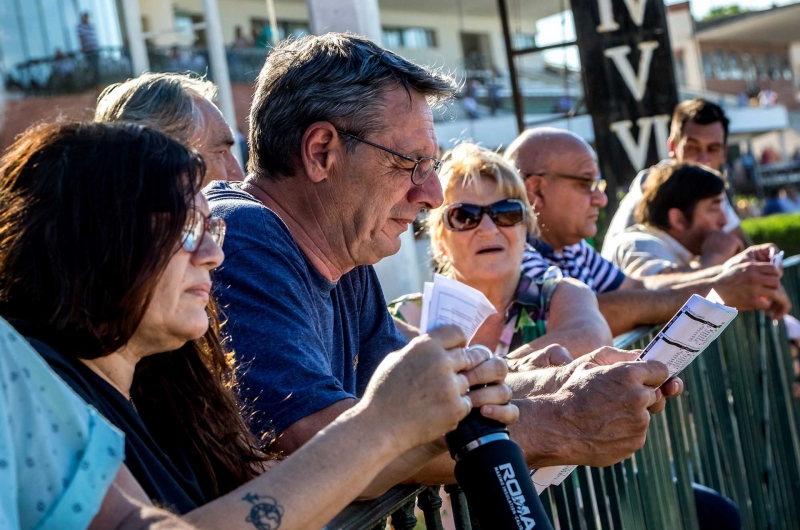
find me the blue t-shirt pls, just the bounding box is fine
[205,182,408,441]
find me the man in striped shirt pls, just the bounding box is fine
[505,128,790,336]
[78,12,100,85]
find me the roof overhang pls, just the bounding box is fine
[696,3,800,44]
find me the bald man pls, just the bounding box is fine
[504,128,790,336]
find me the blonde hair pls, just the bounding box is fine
[95,73,217,146]
[428,143,538,275]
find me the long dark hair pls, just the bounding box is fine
[0,121,267,498]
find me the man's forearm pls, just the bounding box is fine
[639,266,721,289]
[599,280,714,335]
[522,316,613,358]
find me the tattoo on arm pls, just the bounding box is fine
[242,493,284,530]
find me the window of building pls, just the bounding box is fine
[713,51,728,79]
[782,56,793,80]
[727,52,742,80]
[280,21,309,40]
[768,53,782,80]
[382,27,437,49]
[512,33,536,50]
[249,19,309,46]
[702,53,713,78]
[741,53,756,82]
[755,54,769,80]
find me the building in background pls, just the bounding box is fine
[668,1,800,110]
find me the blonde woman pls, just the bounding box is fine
[390,143,612,369]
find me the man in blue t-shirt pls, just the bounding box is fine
[504,127,791,337]
[208,33,686,485]
[206,35,461,453]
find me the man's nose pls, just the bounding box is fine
[409,172,444,210]
[592,188,608,208]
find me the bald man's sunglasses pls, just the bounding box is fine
[443,199,527,231]
[524,172,607,194]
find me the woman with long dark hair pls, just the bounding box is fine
[0,121,516,528]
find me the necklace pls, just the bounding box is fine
[129,396,138,413]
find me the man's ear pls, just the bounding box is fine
[667,207,689,233]
[300,122,342,183]
[524,175,546,211]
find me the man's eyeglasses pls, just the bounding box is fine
[442,199,527,232]
[336,130,443,186]
[525,172,607,194]
[182,209,226,253]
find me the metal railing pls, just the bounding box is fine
[7,47,134,96]
[146,46,269,84]
[327,255,800,529]
[6,46,270,96]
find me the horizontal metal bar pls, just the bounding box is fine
[512,40,578,56]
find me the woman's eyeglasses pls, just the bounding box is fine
[182,209,226,252]
[442,199,527,232]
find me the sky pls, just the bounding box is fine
[534,0,799,68]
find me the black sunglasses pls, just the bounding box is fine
[442,199,527,231]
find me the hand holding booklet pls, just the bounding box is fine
[531,290,738,494]
[418,274,497,340]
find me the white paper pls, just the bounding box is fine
[772,249,784,271]
[532,292,737,493]
[637,293,737,378]
[419,274,497,343]
[530,465,577,494]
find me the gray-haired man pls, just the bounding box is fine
[95,73,244,186]
[206,33,681,485]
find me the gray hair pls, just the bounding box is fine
[94,73,217,145]
[248,32,457,181]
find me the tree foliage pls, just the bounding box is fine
[701,5,755,21]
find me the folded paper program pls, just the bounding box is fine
[419,274,497,342]
[531,290,738,494]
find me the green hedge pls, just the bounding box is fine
[741,213,800,256]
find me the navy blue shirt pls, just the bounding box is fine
[205,182,408,441]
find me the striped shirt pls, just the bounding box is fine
[522,237,626,294]
[77,23,98,53]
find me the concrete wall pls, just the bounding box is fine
[140,0,179,46]
[667,3,705,93]
[379,8,540,80]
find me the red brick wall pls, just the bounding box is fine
[1,83,258,153]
